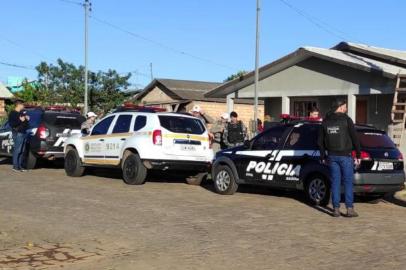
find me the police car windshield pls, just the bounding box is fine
[357,130,396,149]
[159,115,205,135]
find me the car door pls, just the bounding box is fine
[82,115,115,164]
[0,122,13,156]
[104,114,134,165]
[279,124,321,187]
[235,125,292,184]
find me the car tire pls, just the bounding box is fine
[305,174,330,206]
[186,172,208,186]
[213,165,238,195]
[122,152,147,185]
[26,150,37,170]
[64,148,85,177]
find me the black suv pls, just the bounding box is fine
[0,107,85,169]
[212,121,405,205]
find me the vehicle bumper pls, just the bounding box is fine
[37,151,65,159]
[353,172,405,194]
[143,160,211,172]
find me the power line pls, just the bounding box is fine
[277,0,363,43]
[0,60,35,70]
[57,0,83,6]
[90,15,238,71]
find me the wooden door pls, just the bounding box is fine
[356,99,368,124]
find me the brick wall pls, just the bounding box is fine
[187,101,264,136]
[0,99,5,117]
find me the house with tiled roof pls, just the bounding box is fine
[205,42,406,151]
[0,82,13,116]
[135,78,264,129]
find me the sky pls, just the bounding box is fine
[1,0,405,89]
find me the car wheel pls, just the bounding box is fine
[186,172,208,186]
[26,150,37,170]
[213,165,238,195]
[305,174,330,206]
[122,151,147,185]
[64,148,85,177]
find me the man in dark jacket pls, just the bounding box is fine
[318,99,361,218]
[223,111,248,148]
[9,100,29,172]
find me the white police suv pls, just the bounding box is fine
[63,105,214,185]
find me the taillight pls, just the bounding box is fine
[351,150,371,160]
[152,130,162,145]
[37,124,49,139]
[398,152,403,161]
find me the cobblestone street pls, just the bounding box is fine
[1,164,406,270]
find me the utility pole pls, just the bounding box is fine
[83,0,92,115]
[253,0,261,135]
[150,63,153,81]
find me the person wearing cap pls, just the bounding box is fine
[189,105,213,126]
[223,111,248,148]
[318,99,361,218]
[9,99,30,172]
[209,113,229,152]
[81,112,98,135]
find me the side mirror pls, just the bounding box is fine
[81,128,89,135]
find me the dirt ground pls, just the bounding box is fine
[1,160,406,270]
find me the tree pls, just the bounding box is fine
[224,70,248,82]
[35,59,131,113]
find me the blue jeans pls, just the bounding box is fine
[328,155,354,208]
[12,132,27,170]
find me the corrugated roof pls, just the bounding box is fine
[0,82,13,99]
[334,42,406,66]
[304,46,406,77]
[206,42,406,98]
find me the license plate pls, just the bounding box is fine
[378,162,393,170]
[180,145,196,151]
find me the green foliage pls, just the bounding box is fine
[224,70,248,82]
[0,116,6,126]
[35,59,131,113]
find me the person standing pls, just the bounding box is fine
[190,105,213,127]
[9,100,29,172]
[81,112,98,134]
[318,99,361,218]
[209,113,229,152]
[309,106,321,119]
[223,111,248,148]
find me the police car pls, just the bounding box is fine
[0,106,85,168]
[211,116,405,205]
[63,105,214,185]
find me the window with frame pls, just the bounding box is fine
[252,126,289,150]
[91,116,114,136]
[134,115,147,131]
[293,100,318,117]
[113,115,132,134]
[284,125,319,150]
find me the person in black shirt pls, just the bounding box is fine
[223,111,248,148]
[9,100,29,172]
[318,99,361,218]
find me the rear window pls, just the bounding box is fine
[26,109,43,128]
[158,115,205,135]
[357,131,396,149]
[43,113,85,129]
